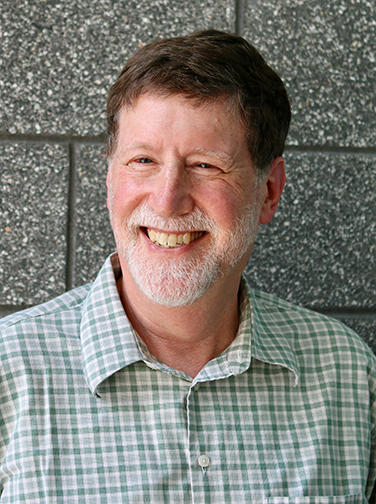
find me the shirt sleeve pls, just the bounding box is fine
[366,349,376,502]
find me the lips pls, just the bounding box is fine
[145,228,205,248]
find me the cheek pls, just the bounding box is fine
[196,185,248,225]
[109,177,146,216]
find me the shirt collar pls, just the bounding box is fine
[80,253,143,396]
[80,254,299,396]
[194,276,253,382]
[198,277,299,385]
[248,280,300,385]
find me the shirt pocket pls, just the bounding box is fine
[263,496,365,504]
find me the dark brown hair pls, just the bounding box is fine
[106,29,291,172]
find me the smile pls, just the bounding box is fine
[144,228,205,248]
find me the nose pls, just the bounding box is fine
[148,164,194,217]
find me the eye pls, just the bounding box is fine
[197,162,212,169]
[193,161,223,175]
[136,157,153,164]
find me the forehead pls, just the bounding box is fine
[115,93,247,153]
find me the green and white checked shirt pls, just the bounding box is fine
[1,253,375,503]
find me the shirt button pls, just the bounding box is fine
[197,454,210,468]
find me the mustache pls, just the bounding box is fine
[126,204,216,232]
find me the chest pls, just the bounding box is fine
[0,362,370,503]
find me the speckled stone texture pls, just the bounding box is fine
[74,143,114,287]
[0,0,234,136]
[245,151,376,309]
[0,143,68,305]
[340,319,376,354]
[243,0,376,147]
[0,0,375,348]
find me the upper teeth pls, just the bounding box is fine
[147,229,204,248]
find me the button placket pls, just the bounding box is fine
[186,385,212,502]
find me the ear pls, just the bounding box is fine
[259,157,286,225]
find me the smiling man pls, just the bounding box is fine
[105,91,282,376]
[1,30,375,503]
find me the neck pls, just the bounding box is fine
[116,259,242,378]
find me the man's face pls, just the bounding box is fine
[107,93,266,306]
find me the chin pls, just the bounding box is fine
[126,247,221,307]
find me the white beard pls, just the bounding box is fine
[109,199,260,307]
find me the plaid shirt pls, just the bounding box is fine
[1,253,375,503]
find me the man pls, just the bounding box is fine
[1,30,375,502]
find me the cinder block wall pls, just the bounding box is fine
[1,1,375,352]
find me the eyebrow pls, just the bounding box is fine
[116,144,233,164]
[117,143,155,154]
[190,148,233,164]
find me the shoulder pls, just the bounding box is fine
[250,287,376,427]
[0,283,91,360]
[1,283,90,327]
[251,287,376,368]
[0,284,93,413]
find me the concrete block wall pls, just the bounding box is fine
[1,0,375,352]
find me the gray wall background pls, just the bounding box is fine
[1,0,375,352]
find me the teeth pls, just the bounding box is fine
[168,234,177,247]
[146,229,204,248]
[159,232,168,246]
